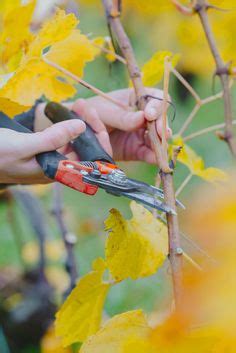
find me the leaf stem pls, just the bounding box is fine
[183,252,203,271]
[176,173,192,197]
[184,120,236,142]
[91,41,127,64]
[178,104,201,136]
[171,67,201,102]
[43,57,130,111]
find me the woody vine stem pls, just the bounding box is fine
[102,0,183,309]
[195,0,236,156]
[173,0,236,156]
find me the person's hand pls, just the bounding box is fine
[0,120,85,184]
[72,88,172,164]
[34,87,171,164]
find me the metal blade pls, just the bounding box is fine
[82,172,181,214]
[126,178,185,210]
[116,190,177,215]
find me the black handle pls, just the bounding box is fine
[0,113,65,180]
[0,112,33,134]
[45,102,115,164]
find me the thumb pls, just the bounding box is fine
[27,120,86,156]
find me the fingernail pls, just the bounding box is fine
[147,107,157,119]
[166,127,172,138]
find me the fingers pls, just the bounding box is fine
[110,129,156,164]
[115,87,172,138]
[113,110,145,132]
[155,119,172,140]
[143,90,172,139]
[72,99,113,156]
[28,119,86,156]
[85,88,172,137]
[81,94,146,132]
[136,145,157,164]
[145,96,164,121]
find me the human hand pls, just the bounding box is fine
[72,88,172,164]
[0,120,85,184]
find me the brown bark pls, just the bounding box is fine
[195,0,236,156]
[102,0,183,308]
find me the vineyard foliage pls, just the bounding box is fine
[55,202,169,347]
[0,1,235,353]
[79,0,236,75]
[0,1,97,116]
[54,180,236,353]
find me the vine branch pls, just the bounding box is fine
[11,189,49,284]
[102,0,183,309]
[6,191,25,269]
[52,183,78,293]
[194,0,236,156]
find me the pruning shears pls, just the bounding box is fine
[0,102,184,214]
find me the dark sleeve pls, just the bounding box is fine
[14,99,44,131]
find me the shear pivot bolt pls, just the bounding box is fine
[91,170,101,178]
[108,170,127,185]
[66,164,74,169]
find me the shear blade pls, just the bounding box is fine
[120,191,177,215]
[127,178,185,210]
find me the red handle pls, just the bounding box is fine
[55,160,98,195]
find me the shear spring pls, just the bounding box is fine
[79,161,98,169]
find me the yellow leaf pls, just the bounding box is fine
[0,0,21,17]
[172,136,228,183]
[92,257,107,272]
[1,59,77,108]
[46,30,97,78]
[197,167,228,183]
[55,258,110,346]
[27,9,77,58]
[0,97,30,118]
[41,325,72,353]
[80,310,150,353]
[0,9,96,116]
[105,201,168,282]
[0,1,36,69]
[91,36,116,61]
[104,37,116,62]
[92,37,105,56]
[142,51,180,87]
[122,337,155,353]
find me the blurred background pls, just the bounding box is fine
[0,0,235,352]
